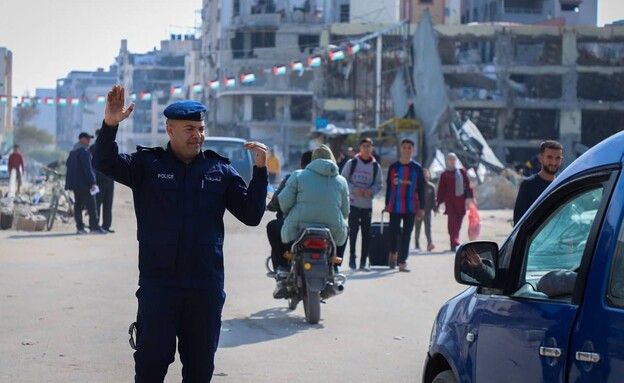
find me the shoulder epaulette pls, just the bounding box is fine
[136,145,165,154]
[203,149,231,164]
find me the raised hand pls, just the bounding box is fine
[243,141,269,168]
[104,85,135,127]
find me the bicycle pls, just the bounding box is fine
[42,167,75,231]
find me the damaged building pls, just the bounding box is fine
[437,24,624,167]
[291,20,624,170]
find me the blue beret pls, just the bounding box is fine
[163,100,207,121]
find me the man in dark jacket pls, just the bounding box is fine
[94,85,268,382]
[89,129,115,233]
[65,132,105,234]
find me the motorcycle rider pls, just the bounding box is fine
[275,145,350,297]
[266,151,313,279]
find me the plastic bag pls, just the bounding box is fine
[468,202,481,241]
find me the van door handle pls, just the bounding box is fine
[576,351,601,363]
[539,347,562,358]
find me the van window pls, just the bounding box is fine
[525,186,604,287]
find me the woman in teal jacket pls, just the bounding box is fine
[278,145,349,247]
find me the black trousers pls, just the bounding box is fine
[73,188,99,231]
[388,213,415,265]
[348,206,372,267]
[134,285,224,383]
[96,177,114,230]
[267,218,289,270]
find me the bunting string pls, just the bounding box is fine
[1,42,363,107]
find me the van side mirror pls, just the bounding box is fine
[454,241,499,288]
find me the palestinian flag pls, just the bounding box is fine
[140,92,152,101]
[192,84,203,93]
[291,61,303,72]
[240,73,255,84]
[70,97,80,106]
[273,65,286,76]
[96,96,106,104]
[57,97,67,106]
[170,86,183,96]
[208,80,220,90]
[224,77,236,87]
[329,50,345,61]
[308,56,321,68]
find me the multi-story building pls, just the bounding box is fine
[0,47,13,152]
[204,0,403,166]
[437,24,624,167]
[115,36,201,152]
[403,0,461,25]
[462,0,598,26]
[56,68,116,151]
[33,88,56,140]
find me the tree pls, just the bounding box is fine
[15,104,39,128]
[14,125,54,152]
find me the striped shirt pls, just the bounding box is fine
[385,160,426,214]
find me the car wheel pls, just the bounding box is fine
[432,370,456,383]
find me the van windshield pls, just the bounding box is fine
[203,140,253,183]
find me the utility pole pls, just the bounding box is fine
[375,35,382,129]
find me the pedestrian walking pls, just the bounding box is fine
[436,153,474,252]
[513,140,563,225]
[93,85,267,383]
[66,132,105,235]
[8,144,25,194]
[267,148,281,185]
[341,137,383,270]
[337,146,356,173]
[89,129,115,233]
[414,168,437,252]
[384,139,426,272]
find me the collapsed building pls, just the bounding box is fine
[324,21,624,170]
[438,24,624,168]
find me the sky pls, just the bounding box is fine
[0,0,623,97]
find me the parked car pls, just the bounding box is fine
[0,158,9,179]
[203,137,254,184]
[424,131,624,383]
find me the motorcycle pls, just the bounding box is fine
[266,227,347,324]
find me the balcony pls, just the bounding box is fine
[233,13,281,29]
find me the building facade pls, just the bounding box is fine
[202,0,394,166]
[33,88,56,140]
[56,68,116,151]
[115,36,201,152]
[0,47,13,153]
[462,0,598,26]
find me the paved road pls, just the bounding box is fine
[0,185,513,382]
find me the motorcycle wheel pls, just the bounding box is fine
[303,289,321,324]
[288,297,298,310]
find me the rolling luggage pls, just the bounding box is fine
[367,211,400,267]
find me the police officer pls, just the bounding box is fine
[93,85,268,382]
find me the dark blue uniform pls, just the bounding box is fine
[93,122,267,382]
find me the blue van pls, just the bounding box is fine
[424,131,624,383]
[203,137,254,184]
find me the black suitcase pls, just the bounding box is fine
[367,212,400,267]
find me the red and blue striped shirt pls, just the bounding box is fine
[385,160,426,214]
